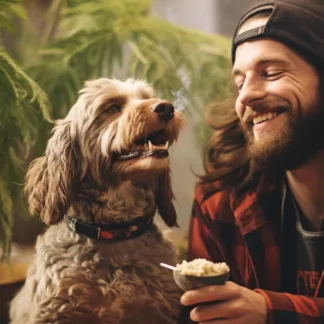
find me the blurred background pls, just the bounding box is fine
[0,0,255,321]
[153,0,256,238]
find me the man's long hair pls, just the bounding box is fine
[199,97,262,195]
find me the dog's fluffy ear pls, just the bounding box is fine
[25,121,78,225]
[155,170,178,227]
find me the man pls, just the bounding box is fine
[181,0,324,323]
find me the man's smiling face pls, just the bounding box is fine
[232,17,324,170]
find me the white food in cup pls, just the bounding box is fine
[176,258,229,277]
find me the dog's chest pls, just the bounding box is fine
[37,223,181,323]
[92,230,182,323]
[94,229,177,278]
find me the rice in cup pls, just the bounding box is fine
[176,258,229,277]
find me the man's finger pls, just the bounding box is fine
[180,281,240,306]
[189,297,242,322]
[197,318,241,324]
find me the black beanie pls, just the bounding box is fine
[232,0,324,66]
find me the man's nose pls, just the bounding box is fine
[237,76,266,107]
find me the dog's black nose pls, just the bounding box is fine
[154,102,175,121]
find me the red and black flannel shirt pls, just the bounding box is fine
[187,177,324,323]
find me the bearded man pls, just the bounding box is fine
[181,1,324,323]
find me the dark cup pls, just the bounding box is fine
[173,270,230,291]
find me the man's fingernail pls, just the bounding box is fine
[180,294,187,304]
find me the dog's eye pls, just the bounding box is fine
[108,105,122,113]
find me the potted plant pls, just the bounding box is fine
[0,1,52,322]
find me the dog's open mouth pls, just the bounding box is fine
[117,129,170,160]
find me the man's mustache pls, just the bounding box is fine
[243,99,292,124]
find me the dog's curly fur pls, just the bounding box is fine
[10,78,185,324]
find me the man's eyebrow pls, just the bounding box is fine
[257,58,289,67]
[232,58,289,77]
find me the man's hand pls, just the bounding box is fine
[180,281,267,323]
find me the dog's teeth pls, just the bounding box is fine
[147,140,169,151]
[162,141,169,150]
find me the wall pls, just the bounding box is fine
[215,0,257,36]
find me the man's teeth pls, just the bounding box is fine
[253,112,277,125]
[148,140,169,151]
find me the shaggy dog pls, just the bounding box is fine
[10,78,184,324]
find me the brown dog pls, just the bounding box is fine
[10,78,184,324]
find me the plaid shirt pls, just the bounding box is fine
[187,177,324,324]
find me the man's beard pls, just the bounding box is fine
[242,97,324,171]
